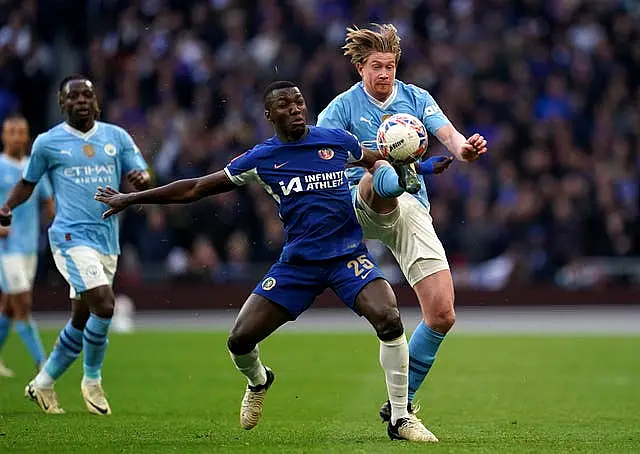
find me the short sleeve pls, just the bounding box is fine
[341,130,363,163]
[417,88,451,135]
[118,127,148,173]
[223,150,260,186]
[23,135,48,183]
[317,98,349,129]
[38,174,53,200]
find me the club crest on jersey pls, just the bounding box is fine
[104,143,117,157]
[83,144,95,158]
[318,148,334,160]
[261,277,276,291]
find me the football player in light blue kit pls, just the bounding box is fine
[0,115,54,377]
[95,81,437,442]
[318,24,487,439]
[0,76,150,414]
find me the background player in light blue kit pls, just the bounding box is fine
[318,24,487,440]
[95,81,436,442]
[0,115,54,377]
[0,76,150,414]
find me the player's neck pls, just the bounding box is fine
[277,126,309,143]
[66,119,96,133]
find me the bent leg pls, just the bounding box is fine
[11,291,46,368]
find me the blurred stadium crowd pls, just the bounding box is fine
[0,0,638,288]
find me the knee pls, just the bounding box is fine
[227,327,256,355]
[88,290,115,319]
[372,306,405,341]
[10,294,32,320]
[427,298,455,334]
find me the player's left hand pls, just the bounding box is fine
[95,186,132,219]
[127,170,150,190]
[460,133,487,162]
[0,226,10,237]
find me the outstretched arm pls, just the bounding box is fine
[0,180,37,226]
[95,170,236,218]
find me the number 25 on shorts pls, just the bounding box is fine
[347,254,375,279]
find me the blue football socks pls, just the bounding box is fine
[83,314,111,381]
[408,321,445,402]
[14,319,46,367]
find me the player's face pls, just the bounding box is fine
[266,87,308,136]
[1,119,29,157]
[60,79,99,123]
[357,52,397,102]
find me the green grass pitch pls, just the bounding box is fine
[0,330,638,453]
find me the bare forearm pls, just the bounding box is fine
[436,125,467,162]
[3,180,36,210]
[126,179,204,205]
[125,171,235,205]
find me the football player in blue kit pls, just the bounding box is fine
[318,24,487,440]
[0,76,151,415]
[94,81,436,442]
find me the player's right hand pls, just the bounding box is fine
[94,186,131,219]
[0,226,10,237]
[0,205,12,227]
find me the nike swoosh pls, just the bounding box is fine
[28,387,48,410]
[86,398,109,415]
[274,162,288,169]
[361,270,373,280]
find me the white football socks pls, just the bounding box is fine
[380,334,410,424]
[229,346,268,387]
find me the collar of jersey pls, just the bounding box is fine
[63,121,99,141]
[360,81,398,110]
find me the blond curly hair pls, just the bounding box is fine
[342,23,402,66]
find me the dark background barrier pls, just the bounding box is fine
[32,282,639,312]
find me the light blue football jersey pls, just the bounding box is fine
[0,155,52,254]
[317,80,451,209]
[23,121,148,255]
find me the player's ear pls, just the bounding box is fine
[355,63,364,77]
[264,109,271,121]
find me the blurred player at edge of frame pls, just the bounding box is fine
[0,115,54,377]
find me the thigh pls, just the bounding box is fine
[52,245,111,299]
[252,261,325,320]
[392,193,449,287]
[413,268,455,321]
[230,293,293,352]
[0,254,32,294]
[329,248,387,315]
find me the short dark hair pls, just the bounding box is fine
[263,81,298,104]
[2,113,26,123]
[59,74,91,93]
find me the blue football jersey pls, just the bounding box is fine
[317,80,451,209]
[224,126,364,262]
[23,121,148,255]
[0,155,52,254]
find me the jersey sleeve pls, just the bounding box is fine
[23,135,49,183]
[317,98,349,129]
[118,127,148,173]
[223,150,260,186]
[37,174,53,200]
[417,88,451,135]
[341,130,363,163]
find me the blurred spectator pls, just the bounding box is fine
[1,0,638,288]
